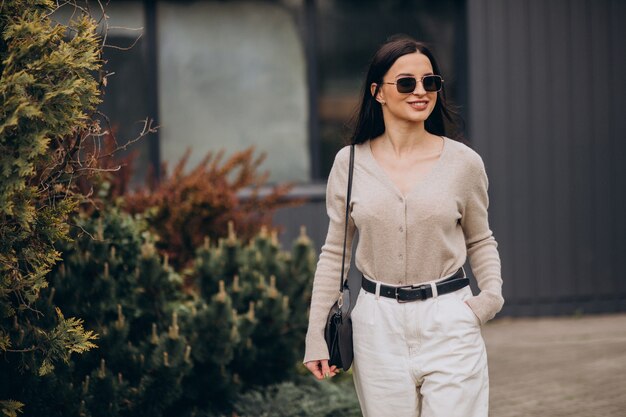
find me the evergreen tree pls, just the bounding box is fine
[1,206,193,417]
[0,1,102,413]
[188,221,315,409]
[1,191,330,416]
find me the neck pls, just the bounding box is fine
[382,120,430,157]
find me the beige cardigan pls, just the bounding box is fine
[303,137,504,364]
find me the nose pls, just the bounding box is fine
[412,80,427,95]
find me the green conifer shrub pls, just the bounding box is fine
[0,1,104,413]
[1,204,332,416]
[233,375,361,417]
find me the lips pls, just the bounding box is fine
[407,100,429,110]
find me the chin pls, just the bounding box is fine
[402,111,432,123]
[388,106,435,124]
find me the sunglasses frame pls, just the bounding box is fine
[382,74,444,94]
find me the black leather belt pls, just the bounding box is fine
[361,267,469,303]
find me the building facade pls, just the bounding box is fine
[57,0,626,316]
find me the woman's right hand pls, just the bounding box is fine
[304,359,339,380]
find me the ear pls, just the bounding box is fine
[370,82,385,105]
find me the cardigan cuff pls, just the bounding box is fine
[465,290,505,325]
[303,329,330,364]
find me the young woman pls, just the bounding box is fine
[303,36,504,417]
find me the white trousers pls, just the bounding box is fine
[351,273,489,417]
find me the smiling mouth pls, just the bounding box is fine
[408,101,429,110]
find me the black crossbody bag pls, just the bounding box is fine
[324,144,355,371]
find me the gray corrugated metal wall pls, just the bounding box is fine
[467,0,626,316]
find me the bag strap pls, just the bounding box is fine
[339,144,355,294]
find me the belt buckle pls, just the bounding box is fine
[395,284,428,303]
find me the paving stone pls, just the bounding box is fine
[483,313,626,417]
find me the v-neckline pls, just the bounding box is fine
[365,136,448,199]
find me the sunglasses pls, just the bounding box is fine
[382,75,444,93]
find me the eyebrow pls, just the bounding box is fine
[395,72,435,78]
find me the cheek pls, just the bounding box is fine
[426,95,438,114]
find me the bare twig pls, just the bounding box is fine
[70,221,99,242]
[6,347,38,353]
[74,166,122,173]
[95,118,158,159]
[107,26,143,31]
[102,33,143,51]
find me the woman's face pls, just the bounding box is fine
[371,52,438,124]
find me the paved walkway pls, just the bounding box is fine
[484,313,626,417]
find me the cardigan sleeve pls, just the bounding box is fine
[302,147,357,364]
[460,153,505,325]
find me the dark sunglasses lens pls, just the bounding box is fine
[423,75,442,92]
[396,77,416,93]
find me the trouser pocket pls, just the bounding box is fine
[439,286,481,328]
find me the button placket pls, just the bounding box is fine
[402,197,408,280]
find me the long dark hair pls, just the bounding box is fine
[349,35,465,145]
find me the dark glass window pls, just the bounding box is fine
[99,33,156,188]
